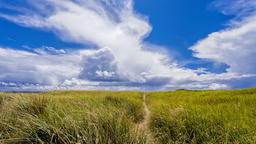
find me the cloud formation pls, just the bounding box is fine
[0,0,255,91]
[191,0,256,74]
[0,48,80,85]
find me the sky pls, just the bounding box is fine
[0,0,256,91]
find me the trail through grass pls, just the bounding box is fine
[138,93,150,130]
[1,89,256,143]
[137,93,154,144]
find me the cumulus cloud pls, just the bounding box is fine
[0,0,255,91]
[1,0,175,83]
[0,48,80,85]
[191,0,256,74]
[208,83,229,90]
[78,48,119,82]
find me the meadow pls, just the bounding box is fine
[148,89,256,143]
[0,88,256,143]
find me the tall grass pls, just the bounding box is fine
[1,89,256,143]
[148,89,256,143]
[0,95,4,109]
[0,91,146,144]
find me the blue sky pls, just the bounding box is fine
[1,1,231,60]
[135,0,232,73]
[0,0,255,91]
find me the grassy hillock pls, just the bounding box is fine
[0,88,256,143]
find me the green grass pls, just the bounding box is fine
[0,91,146,144]
[1,89,256,143]
[148,88,256,144]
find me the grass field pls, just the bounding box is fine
[0,88,256,143]
[148,89,256,143]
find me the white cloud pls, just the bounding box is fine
[208,83,229,90]
[0,0,196,84]
[0,48,80,85]
[212,0,256,17]
[34,46,67,55]
[191,4,256,74]
[0,0,163,83]
[0,0,255,91]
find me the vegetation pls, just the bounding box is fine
[0,88,256,143]
[0,91,146,144]
[148,89,256,143]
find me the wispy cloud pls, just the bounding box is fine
[212,0,256,17]
[0,48,80,85]
[0,0,255,91]
[191,0,256,74]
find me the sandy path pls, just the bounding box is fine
[139,93,151,130]
[138,93,155,144]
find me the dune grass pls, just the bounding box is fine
[0,91,146,144]
[148,88,256,143]
[1,89,256,144]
